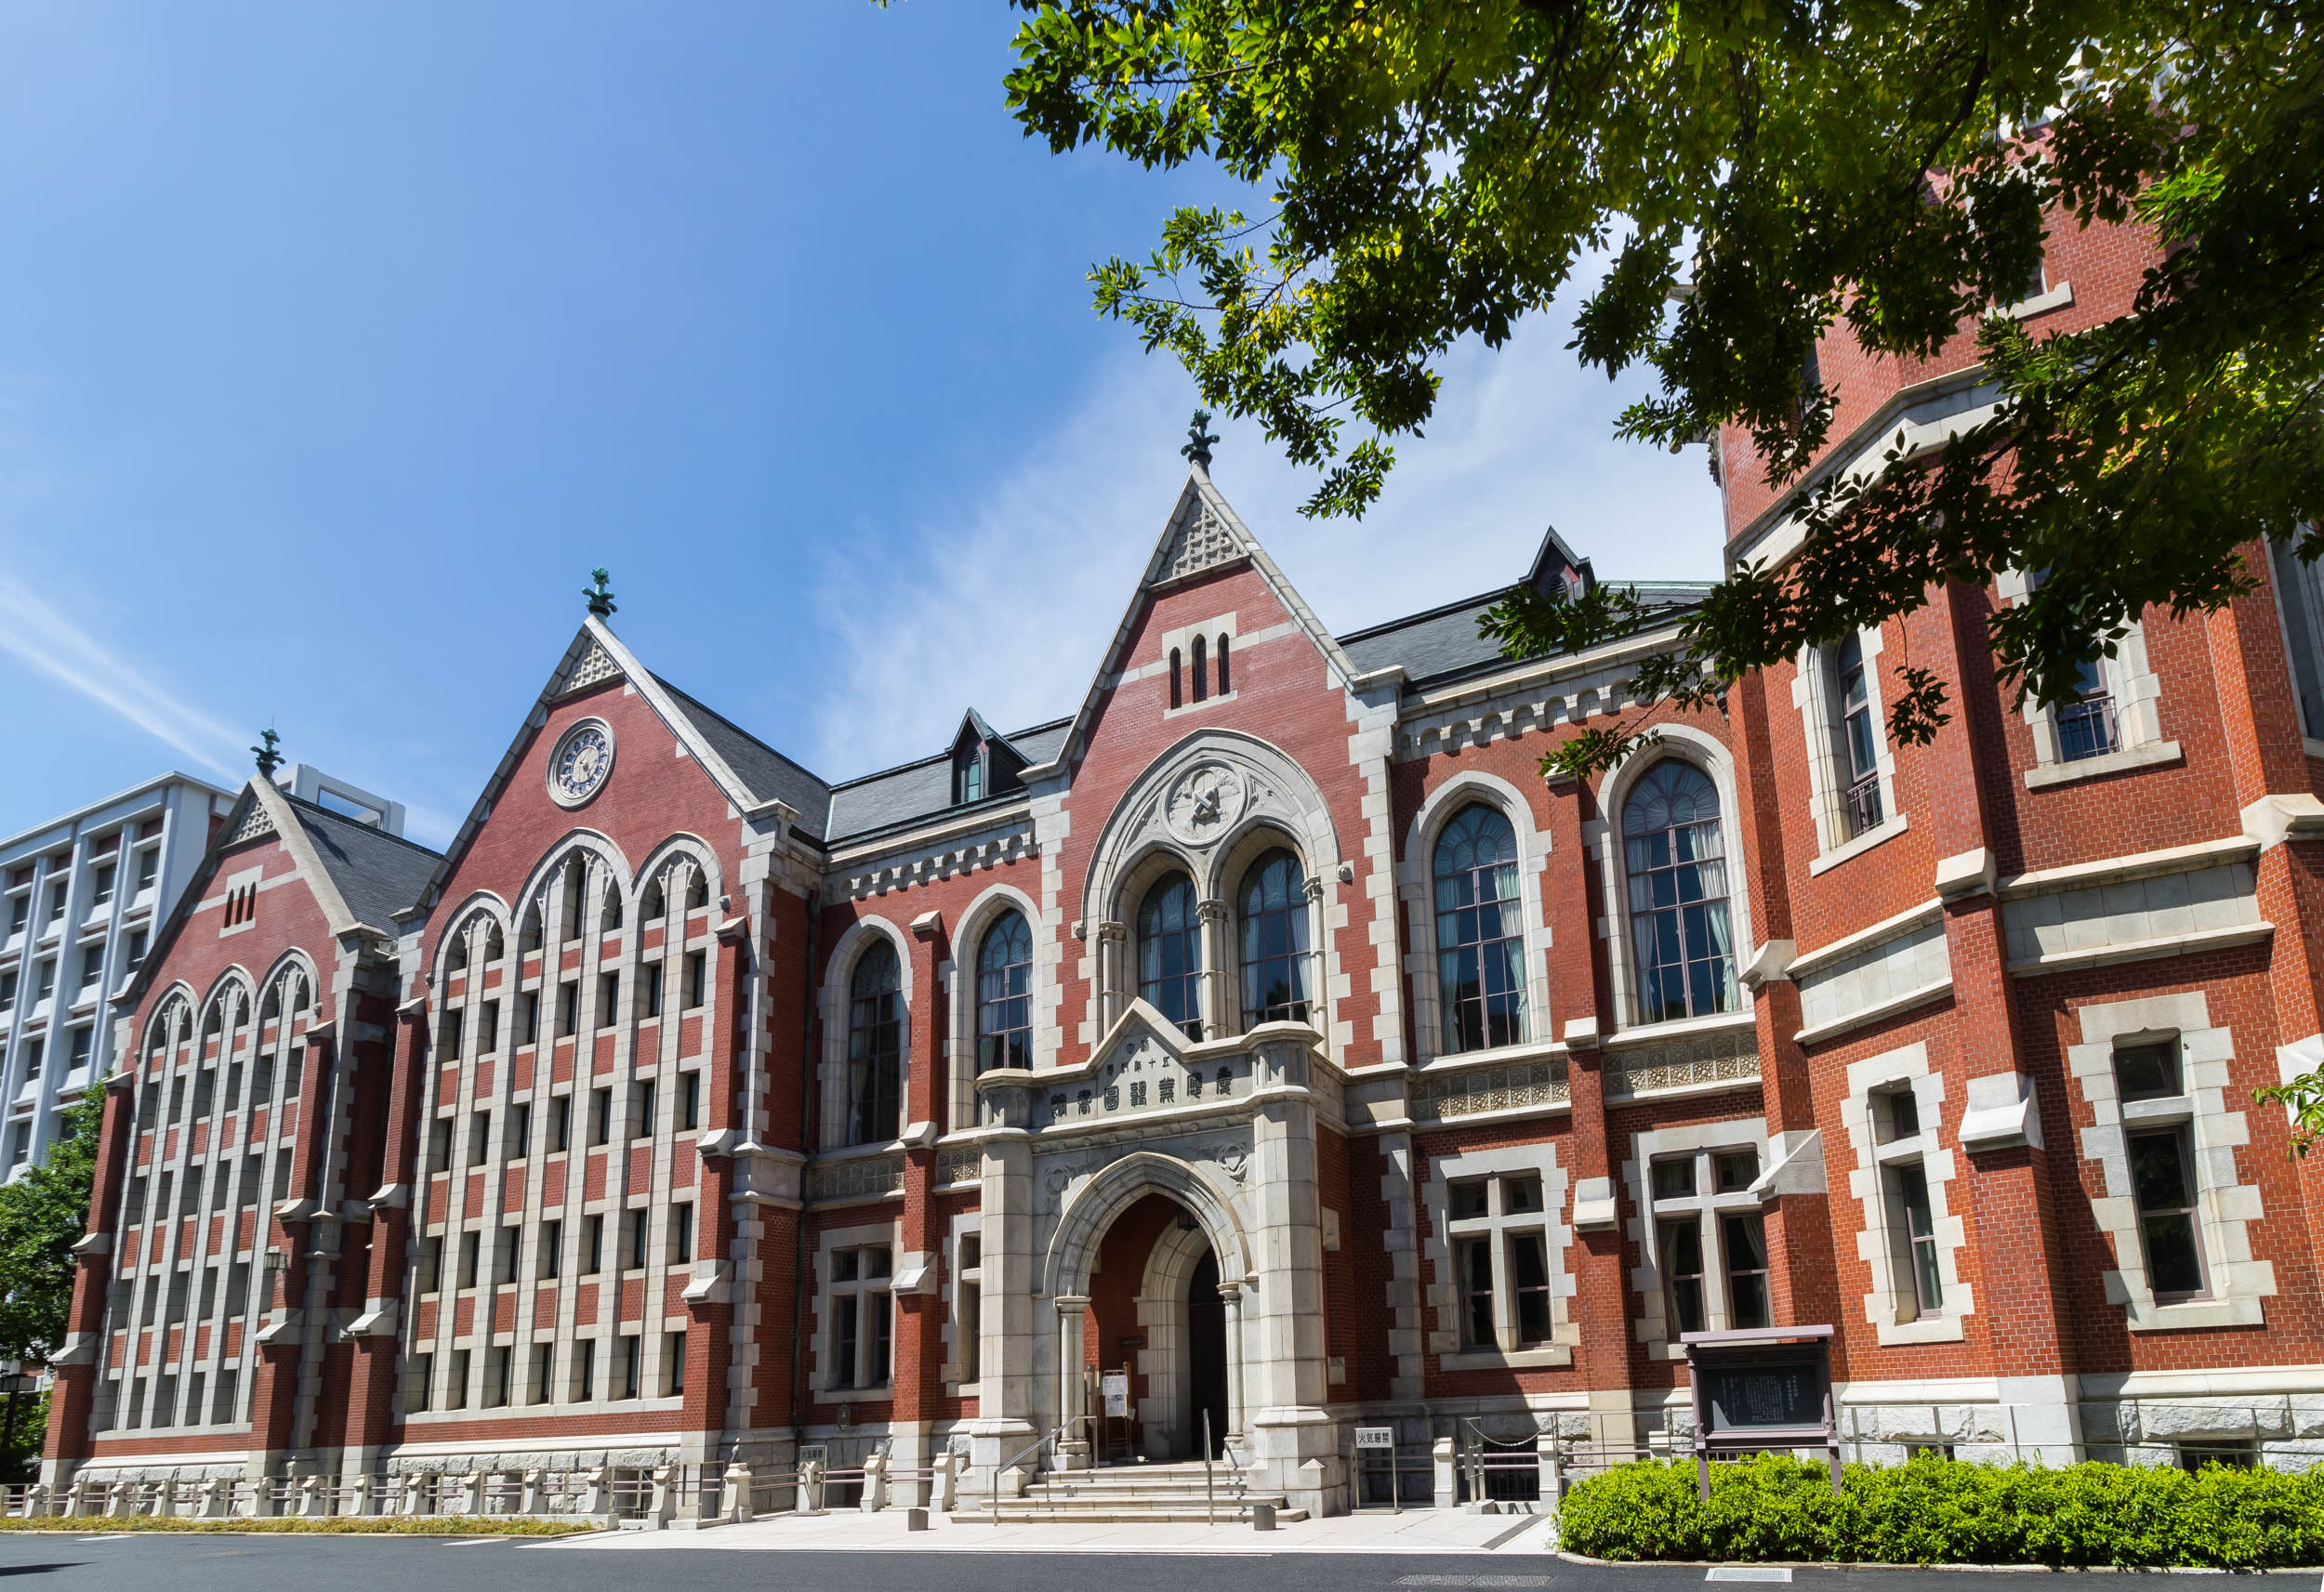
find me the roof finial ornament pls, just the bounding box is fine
[1182,408,1218,468]
[585,567,617,619]
[253,726,284,780]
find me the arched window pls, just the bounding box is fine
[483,922,504,964]
[974,911,1034,1072]
[641,875,666,923]
[1191,635,1208,703]
[687,871,709,912]
[1238,849,1310,1027]
[520,901,543,954]
[1137,875,1203,1039]
[1216,633,1231,695]
[1169,648,1182,710]
[1433,806,1527,1053]
[601,887,623,932]
[447,931,469,972]
[846,941,905,1144]
[1622,761,1736,1024]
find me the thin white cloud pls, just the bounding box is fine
[808,307,1723,780]
[0,571,249,782]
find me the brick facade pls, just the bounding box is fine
[44,217,2324,1510]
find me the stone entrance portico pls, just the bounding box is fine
[962,1005,1351,1519]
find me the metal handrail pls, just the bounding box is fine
[987,1414,1087,1527]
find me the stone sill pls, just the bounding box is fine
[1437,1347,1572,1372]
[2024,739,2183,790]
[1874,1314,1967,1348]
[1793,980,1953,1049]
[1808,813,1910,877]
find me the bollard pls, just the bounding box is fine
[24,1484,49,1520]
[1431,1437,1458,1510]
[299,1476,328,1519]
[522,1468,548,1516]
[860,1453,889,1513]
[720,1461,754,1522]
[199,1479,229,1519]
[648,1465,677,1528]
[801,1459,825,1515]
[1250,1502,1276,1532]
[457,1471,486,1517]
[581,1463,613,1520]
[905,1506,930,1532]
[403,1474,429,1518]
[931,1454,957,1512]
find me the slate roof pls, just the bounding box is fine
[1337,579,1717,691]
[284,796,443,932]
[652,676,837,841]
[825,718,1070,845]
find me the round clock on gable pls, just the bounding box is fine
[548,719,614,808]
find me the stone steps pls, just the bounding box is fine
[957,1461,1307,1524]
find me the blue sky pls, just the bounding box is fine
[0,2,1722,849]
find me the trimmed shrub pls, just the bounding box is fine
[1557,1453,2324,1568]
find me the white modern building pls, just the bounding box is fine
[0,765,403,1176]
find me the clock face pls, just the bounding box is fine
[548,721,614,807]
[1164,763,1245,844]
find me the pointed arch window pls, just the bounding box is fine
[1169,649,1183,709]
[1215,634,1231,695]
[1191,635,1208,703]
[641,875,667,923]
[1433,806,1527,1054]
[520,902,543,955]
[1622,761,1736,1024]
[482,922,505,964]
[601,887,623,932]
[974,911,1034,1072]
[1238,849,1311,1027]
[846,941,905,1145]
[561,861,587,941]
[686,871,709,912]
[1137,875,1203,1040]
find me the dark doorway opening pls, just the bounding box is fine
[1185,1247,1228,1458]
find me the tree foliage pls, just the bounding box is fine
[0,1083,105,1364]
[1004,0,2324,778]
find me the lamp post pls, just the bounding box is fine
[0,1359,33,1480]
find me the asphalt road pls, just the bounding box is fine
[0,1535,2316,1592]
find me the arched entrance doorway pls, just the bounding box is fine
[1076,1190,1240,1462]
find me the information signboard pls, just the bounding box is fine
[1681,1325,1841,1499]
[1353,1426,1395,1450]
[1102,1370,1130,1417]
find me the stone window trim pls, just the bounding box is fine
[2067,993,2275,1333]
[1587,727,1758,1036]
[943,882,1052,1126]
[1791,625,1908,871]
[1621,1114,1771,1359]
[818,917,917,1151]
[1996,570,2180,789]
[1419,1141,1576,1370]
[940,1208,984,1396]
[1396,770,1554,1068]
[809,1217,903,1397]
[1840,1042,1974,1347]
[1157,612,1242,717]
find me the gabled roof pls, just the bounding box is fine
[1336,579,1716,691]
[409,616,836,917]
[1027,465,1378,782]
[116,777,443,1012]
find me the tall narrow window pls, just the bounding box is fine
[1456,1236,1495,1349]
[974,911,1034,1072]
[1834,634,1883,837]
[1237,849,1311,1027]
[2130,1128,2206,1297]
[1215,634,1230,695]
[1433,806,1526,1054]
[1721,1215,1771,1329]
[1191,635,1208,703]
[1659,1217,1706,1335]
[2056,655,2120,762]
[846,941,905,1144]
[1623,762,1736,1024]
[1169,648,1182,709]
[1887,1163,1944,1316]
[1136,875,1203,1040]
[957,1232,983,1384]
[829,1244,893,1388]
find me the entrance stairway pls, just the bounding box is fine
[953,1459,1309,1524]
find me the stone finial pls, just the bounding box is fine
[584,567,618,619]
[252,727,284,779]
[1182,408,1219,468]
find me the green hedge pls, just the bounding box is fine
[1557,1453,2324,1568]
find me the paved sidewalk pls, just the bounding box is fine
[549,1506,1559,1556]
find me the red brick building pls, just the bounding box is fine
[45,229,2324,1514]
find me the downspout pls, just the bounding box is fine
[787,886,820,1445]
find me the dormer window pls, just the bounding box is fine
[947,710,1024,808]
[956,745,985,804]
